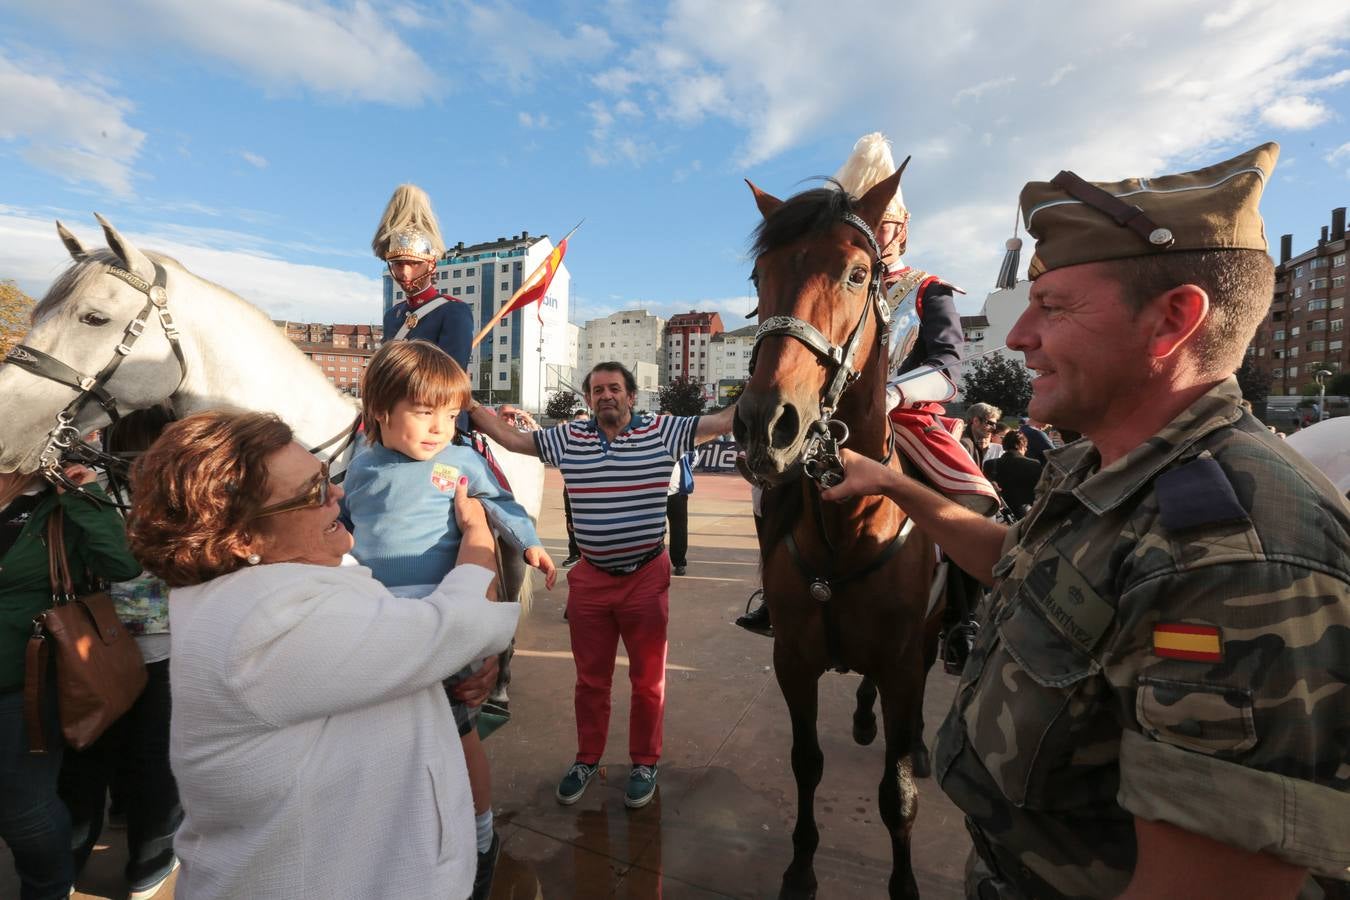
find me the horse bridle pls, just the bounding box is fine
[748,211,892,487]
[4,262,187,497]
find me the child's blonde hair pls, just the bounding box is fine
[361,340,472,446]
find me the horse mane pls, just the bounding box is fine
[749,179,856,259]
[31,249,181,324]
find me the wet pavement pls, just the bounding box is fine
[6,469,971,899]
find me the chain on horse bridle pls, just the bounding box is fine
[4,262,188,499]
[748,211,893,487]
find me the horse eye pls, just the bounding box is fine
[79,312,111,326]
[848,267,868,285]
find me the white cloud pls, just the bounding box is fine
[0,209,382,324]
[517,111,553,129]
[239,150,268,169]
[1260,95,1331,129]
[953,76,1017,104]
[1046,64,1076,87]
[580,0,1350,297]
[459,1,614,87]
[0,53,144,195]
[29,0,438,104]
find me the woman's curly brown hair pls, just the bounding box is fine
[127,410,292,587]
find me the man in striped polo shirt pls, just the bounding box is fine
[469,362,734,810]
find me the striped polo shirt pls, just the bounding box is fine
[535,413,699,571]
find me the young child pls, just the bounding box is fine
[343,339,555,899]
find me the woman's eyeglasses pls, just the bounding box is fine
[253,461,331,519]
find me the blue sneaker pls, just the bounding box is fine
[625,764,659,808]
[555,761,598,805]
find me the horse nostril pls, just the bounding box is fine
[770,403,799,451]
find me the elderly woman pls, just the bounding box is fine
[126,410,518,900]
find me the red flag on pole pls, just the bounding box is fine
[471,222,579,349]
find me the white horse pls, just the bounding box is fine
[0,216,545,590]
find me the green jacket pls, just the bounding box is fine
[0,486,142,693]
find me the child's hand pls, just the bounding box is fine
[524,546,556,590]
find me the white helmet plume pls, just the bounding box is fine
[372,184,446,263]
[833,132,907,222]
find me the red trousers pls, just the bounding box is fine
[566,552,671,766]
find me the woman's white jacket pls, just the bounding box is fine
[167,559,517,899]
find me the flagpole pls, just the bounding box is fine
[471,220,583,349]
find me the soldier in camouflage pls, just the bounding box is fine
[819,142,1350,899]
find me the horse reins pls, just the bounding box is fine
[4,262,187,504]
[749,210,916,672]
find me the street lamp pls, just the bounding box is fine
[1315,369,1333,423]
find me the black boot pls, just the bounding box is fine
[734,589,773,637]
[472,832,501,900]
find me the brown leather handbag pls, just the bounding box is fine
[24,509,147,753]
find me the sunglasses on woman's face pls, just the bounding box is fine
[253,461,331,519]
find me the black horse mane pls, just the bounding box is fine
[749,179,858,259]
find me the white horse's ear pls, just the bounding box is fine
[55,221,88,260]
[94,213,155,282]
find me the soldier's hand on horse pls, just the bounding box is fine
[525,545,557,590]
[56,463,97,492]
[818,448,897,502]
[450,656,500,708]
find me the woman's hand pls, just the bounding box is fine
[452,476,497,577]
[55,464,97,493]
[524,546,556,590]
[818,448,901,503]
[452,476,488,534]
[450,656,499,708]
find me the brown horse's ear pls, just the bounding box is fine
[55,221,88,260]
[746,179,784,219]
[855,155,910,231]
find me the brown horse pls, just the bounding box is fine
[733,169,940,900]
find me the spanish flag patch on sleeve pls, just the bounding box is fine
[1152,623,1223,662]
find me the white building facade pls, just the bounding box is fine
[579,309,667,386]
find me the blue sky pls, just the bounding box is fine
[2,0,1349,328]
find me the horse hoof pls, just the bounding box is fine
[852,714,877,746]
[910,745,932,779]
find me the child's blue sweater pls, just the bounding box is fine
[343,441,539,589]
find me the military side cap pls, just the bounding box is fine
[1020,142,1278,279]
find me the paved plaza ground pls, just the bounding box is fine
[9,468,971,899]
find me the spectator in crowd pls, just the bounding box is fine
[342,341,553,900]
[666,452,695,577]
[469,362,734,810]
[1019,416,1055,464]
[0,466,141,900]
[960,403,1004,471]
[991,431,1041,520]
[58,405,182,900]
[126,410,517,900]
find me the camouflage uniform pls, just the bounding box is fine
[934,377,1350,899]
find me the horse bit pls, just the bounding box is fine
[4,262,188,497]
[747,211,892,489]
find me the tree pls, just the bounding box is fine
[658,377,707,416]
[545,389,580,420]
[960,354,1033,417]
[0,280,35,357]
[1327,372,1350,396]
[1234,357,1270,404]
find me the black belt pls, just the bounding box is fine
[587,544,665,577]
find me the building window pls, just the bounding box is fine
[501,264,509,273]
[339,366,348,372]
[1272,368,1283,379]
[498,354,507,363]
[440,271,448,280]
[1331,339,1343,351]
[1309,340,1326,352]
[1295,265,1303,276]
[1291,326,1301,337]
[1310,319,1327,331]
[453,270,462,278]
[1333,275,1346,289]
[1332,254,1346,267]
[466,285,475,295]
[1333,297,1345,309]
[466,267,476,275]
[1308,299,1329,311]
[1310,278,1328,290]
[498,372,507,382]
[1332,319,1344,333]
[1294,287,1303,299]
[1273,330,1285,341]
[452,287,461,296]
[1289,347,1299,358]
[501,336,508,345]
[395,291,404,299]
